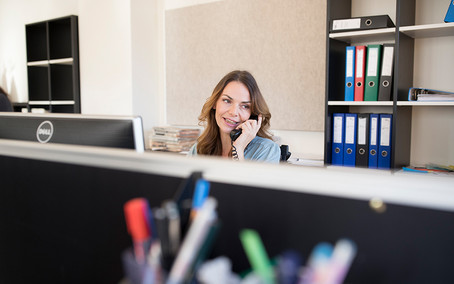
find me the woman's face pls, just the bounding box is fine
[214,81,252,135]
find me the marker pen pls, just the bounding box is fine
[124,198,151,264]
[240,229,275,284]
[190,178,210,220]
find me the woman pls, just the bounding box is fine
[0,86,13,112]
[189,70,280,163]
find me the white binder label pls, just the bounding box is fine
[367,48,379,76]
[370,117,377,145]
[358,117,366,145]
[333,116,343,143]
[381,46,394,76]
[345,116,355,144]
[346,49,354,77]
[356,49,364,78]
[333,18,361,30]
[380,117,391,146]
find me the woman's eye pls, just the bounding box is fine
[223,99,230,103]
[241,104,250,109]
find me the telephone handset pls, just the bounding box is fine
[230,114,259,142]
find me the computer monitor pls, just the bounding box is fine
[0,113,145,151]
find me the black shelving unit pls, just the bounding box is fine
[324,0,417,169]
[26,15,80,113]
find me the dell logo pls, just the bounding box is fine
[36,121,54,143]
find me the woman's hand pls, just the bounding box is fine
[232,114,262,160]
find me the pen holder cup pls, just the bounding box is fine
[122,248,158,284]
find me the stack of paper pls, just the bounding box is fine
[150,126,201,153]
[408,87,454,102]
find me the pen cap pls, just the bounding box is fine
[124,198,151,242]
[239,229,275,284]
[192,179,210,209]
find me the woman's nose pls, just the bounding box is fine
[228,104,239,116]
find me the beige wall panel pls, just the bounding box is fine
[166,0,326,130]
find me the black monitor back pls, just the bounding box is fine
[0,113,145,151]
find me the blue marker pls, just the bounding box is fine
[190,179,210,220]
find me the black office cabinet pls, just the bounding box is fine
[26,15,80,113]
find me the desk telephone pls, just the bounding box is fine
[230,114,258,142]
[230,114,258,161]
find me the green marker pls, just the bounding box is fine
[239,229,275,284]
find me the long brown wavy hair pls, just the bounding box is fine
[196,70,273,156]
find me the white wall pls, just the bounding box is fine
[78,0,133,116]
[130,0,166,136]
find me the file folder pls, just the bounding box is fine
[331,113,345,166]
[330,15,395,33]
[378,114,392,169]
[343,113,357,167]
[378,44,394,101]
[354,45,366,101]
[356,113,369,167]
[364,45,382,101]
[445,0,454,23]
[368,114,379,168]
[408,87,454,101]
[345,46,355,101]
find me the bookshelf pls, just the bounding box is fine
[26,15,80,113]
[324,0,454,169]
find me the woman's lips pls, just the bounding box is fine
[224,117,239,127]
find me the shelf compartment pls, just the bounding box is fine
[51,105,75,113]
[26,22,48,62]
[50,64,74,101]
[49,17,73,60]
[400,22,454,38]
[27,66,49,101]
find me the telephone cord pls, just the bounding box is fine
[231,142,239,161]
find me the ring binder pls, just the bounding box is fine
[378,114,392,169]
[345,46,355,101]
[330,15,395,33]
[331,113,345,166]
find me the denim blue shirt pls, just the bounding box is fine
[188,136,280,164]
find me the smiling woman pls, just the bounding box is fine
[188,70,280,163]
